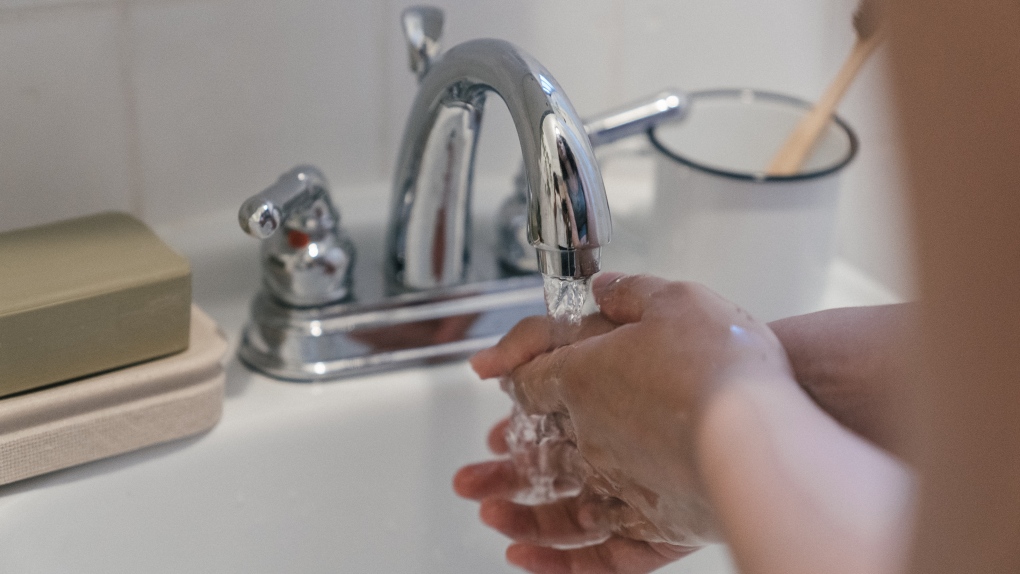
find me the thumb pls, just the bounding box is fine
[593,273,671,325]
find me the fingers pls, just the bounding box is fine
[455,415,546,500]
[453,459,525,500]
[479,497,614,549]
[479,494,662,547]
[453,455,581,502]
[592,273,672,326]
[457,456,700,571]
[472,312,619,381]
[491,320,595,414]
[488,417,510,454]
[471,315,553,379]
[506,346,574,415]
[506,536,696,574]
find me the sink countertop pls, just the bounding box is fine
[0,167,901,574]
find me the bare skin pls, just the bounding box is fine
[768,303,917,456]
[454,0,1020,571]
[887,1,1020,572]
[456,273,912,574]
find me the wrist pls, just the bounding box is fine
[692,372,801,480]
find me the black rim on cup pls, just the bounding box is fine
[647,88,859,182]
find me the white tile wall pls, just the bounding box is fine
[835,50,915,297]
[381,0,537,183]
[128,0,388,223]
[616,0,836,99]
[0,3,134,232]
[0,0,104,9]
[0,0,913,296]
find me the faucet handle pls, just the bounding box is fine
[401,6,444,81]
[584,89,689,148]
[239,166,328,239]
[239,166,356,307]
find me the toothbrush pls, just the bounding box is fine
[766,0,886,177]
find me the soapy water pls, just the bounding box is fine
[502,275,595,505]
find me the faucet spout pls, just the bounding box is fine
[387,38,611,290]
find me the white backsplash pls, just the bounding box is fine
[0,0,913,297]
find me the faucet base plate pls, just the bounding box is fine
[238,275,546,381]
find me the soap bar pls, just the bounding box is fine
[0,212,191,398]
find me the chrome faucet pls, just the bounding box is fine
[497,89,688,273]
[387,7,612,291]
[235,7,687,382]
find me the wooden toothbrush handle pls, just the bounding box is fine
[766,34,883,176]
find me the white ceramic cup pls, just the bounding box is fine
[647,88,857,322]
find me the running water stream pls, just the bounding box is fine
[502,275,596,505]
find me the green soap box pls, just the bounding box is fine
[0,212,191,398]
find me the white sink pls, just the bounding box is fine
[0,173,897,573]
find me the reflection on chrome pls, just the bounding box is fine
[234,7,693,382]
[387,12,612,289]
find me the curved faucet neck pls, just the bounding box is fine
[387,38,611,291]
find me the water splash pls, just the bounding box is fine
[503,275,594,505]
[500,275,718,546]
[543,275,591,329]
[504,403,583,504]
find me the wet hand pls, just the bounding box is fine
[458,273,797,571]
[455,417,697,573]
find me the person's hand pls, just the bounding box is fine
[455,273,799,573]
[455,415,697,573]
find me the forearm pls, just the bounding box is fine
[696,376,913,574]
[768,304,917,455]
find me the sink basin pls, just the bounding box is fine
[0,358,738,573]
[0,171,897,573]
